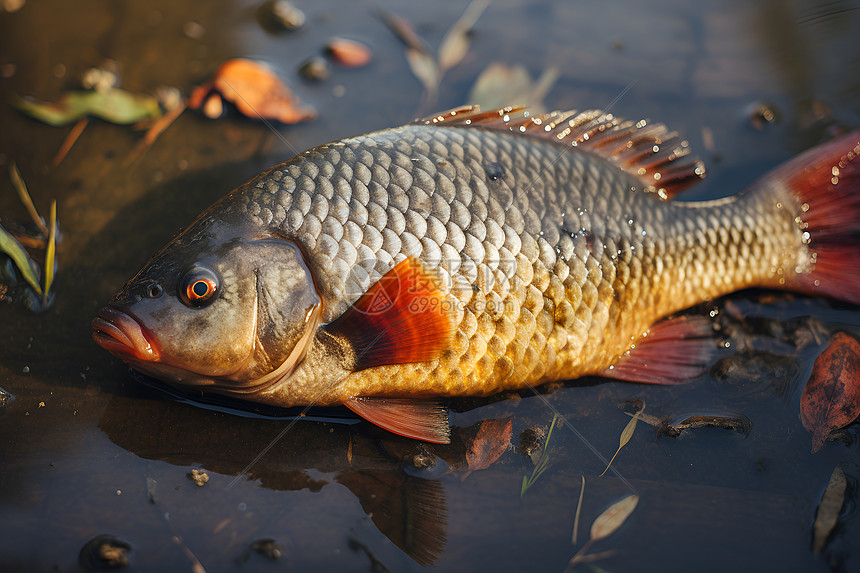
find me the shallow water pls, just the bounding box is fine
[1,0,859,571]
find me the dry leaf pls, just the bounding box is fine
[812,465,846,554]
[437,0,491,75]
[600,402,644,476]
[800,332,860,453]
[405,48,439,101]
[189,59,316,124]
[467,62,558,111]
[590,494,639,542]
[463,418,512,480]
[325,38,372,68]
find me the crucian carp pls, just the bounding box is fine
[93,105,860,443]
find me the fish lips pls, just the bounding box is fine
[92,306,161,362]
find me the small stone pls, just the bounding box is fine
[79,534,131,570]
[187,468,209,486]
[298,57,329,81]
[259,0,305,32]
[183,20,205,40]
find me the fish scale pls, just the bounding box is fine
[234,122,798,401]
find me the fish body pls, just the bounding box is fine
[93,106,860,442]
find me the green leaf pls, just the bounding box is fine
[0,223,42,296]
[11,89,161,126]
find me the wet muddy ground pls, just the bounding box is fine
[1,0,860,571]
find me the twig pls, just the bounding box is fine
[52,117,88,166]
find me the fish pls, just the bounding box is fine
[92,105,860,443]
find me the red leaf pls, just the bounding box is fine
[463,418,512,480]
[800,332,860,453]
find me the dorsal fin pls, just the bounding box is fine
[416,105,706,200]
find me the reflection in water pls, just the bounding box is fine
[97,384,509,565]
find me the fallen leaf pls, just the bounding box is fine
[800,332,860,453]
[590,494,639,542]
[567,494,639,570]
[812,465,846,553]
[437,0,491,75]
[11,88,161,126]
[189,59,316,124]
[467,62,558,112]
[405,48,439,102]
[325,38,372,68]
[600,402,644,476]
[463,418,512,480]
[377,9,431,53]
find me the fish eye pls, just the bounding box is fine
[178,266,219,307]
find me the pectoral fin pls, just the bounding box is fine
[603,316,717,385]
[327,257,454,370]
[346,397,451,444]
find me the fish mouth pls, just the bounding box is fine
[92,306,161,362]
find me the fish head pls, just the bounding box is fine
[93,217,323,395]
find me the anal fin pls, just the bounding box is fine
[346,397,451,444]
[603,316,717,385]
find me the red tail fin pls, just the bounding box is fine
[771,132,860,304]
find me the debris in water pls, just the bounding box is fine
[2,163,60,311]
[468,62,558,112]
[566,495,639,570]
[519,425,546,464]
[188,59,316,124]
[437,0,491,76]
[659,414,752,438]
[800,332,860,453]
[298,57,329,81]
[324,38,372,68]
[462,418,512,480]
[0,386,14,408]
[379,0,490,104]
[78,534,131,570]
[600,401,645,476]
[10,88,161,126]
[187,468,209,486]
[812,465,846,554]
[251,539,282,560]
[521,414,558,496]
[258,0,305,33]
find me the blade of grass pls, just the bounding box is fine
[572,475,585,545]
[0,223,43,296]
[521,413,559,496]
[42,199,57,304]
[9,162,49,237]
